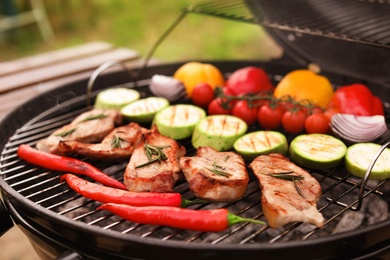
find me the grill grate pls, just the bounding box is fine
[1,74,389,246]
[185,0,390,48]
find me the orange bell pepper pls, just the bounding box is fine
[274,69,334,108]
[173,62,225,97]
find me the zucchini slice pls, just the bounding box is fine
[345,143,390,180]
[289,134,347,170]
[120,97,169,123]
[233,131,288,161]
[153,104,206,140]
[94,88,140,110]
[192,115,247,151]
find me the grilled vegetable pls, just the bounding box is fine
[274,69,333,108]
[17,144,126,190]
[153,104,206,140]
[327,83,384,116]
[192,115,247,151]
[149,74,186,102]
[289,134,347,170]
[225,66,274,96]
[173,62,225,97]
[120,97,169,123]
[233,131,288,161]
[345,143,390,180]
[60,174,206,207]
[97,203,264,232]
[330,114,388,143]
[94,88,140,110]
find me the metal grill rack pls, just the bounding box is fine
[183,0,390,48]
[1,68,389,246]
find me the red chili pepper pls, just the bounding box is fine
[97,203,265,232]
[17,144,126,190]
[327,83,384,116]
[61,174,205,208]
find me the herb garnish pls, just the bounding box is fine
[55,128,77,137]
[135,142,170,168]
[265,171,305,197]
[77,113,107,124]
[207,161,231,178]
[111,131,129,148]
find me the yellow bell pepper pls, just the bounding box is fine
[173,62,225,97]
[273,69,334,108]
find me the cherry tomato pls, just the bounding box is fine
[304,113,331,134]
[232,100,258,125]
[208,97,232,115]
[282,110,306,134]
[191,83,215,108]
[257,104,284,130]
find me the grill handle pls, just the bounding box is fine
[0,199,14,237]
[56,251,84,260]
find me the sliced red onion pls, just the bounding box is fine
[330,114,388,143]
[149,75,187,102]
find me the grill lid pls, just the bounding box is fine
[185,0,390,90]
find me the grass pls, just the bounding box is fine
[0,0,282,62]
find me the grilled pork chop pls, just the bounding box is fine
[57,122,149,161]
[37,109,122,154]
[180,146,249,202]
[249,153,324,228]
[124,125,186,192]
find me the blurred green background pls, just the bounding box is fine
[0,0,282,62]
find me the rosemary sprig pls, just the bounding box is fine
[111,131,129,148]
[207,161,231,178]
[55,128,77,137]
[265,171,305,197]
[135,142,170,168]
[77,113,107,124]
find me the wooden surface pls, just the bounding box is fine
[0,41,150,122]
[0,42,148,259]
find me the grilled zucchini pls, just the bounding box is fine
[289,134,347,170]
[233,131,288,161]
[192,115,247,151]
[153,104,206,140]
[345,142,390,180]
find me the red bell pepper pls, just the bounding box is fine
[60,174,206,208]
[327,83,384,116]
[17,144,126,190]
[225,66,274,96]
[97,203,265,232]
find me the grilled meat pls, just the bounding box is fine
[179,146,249,202]
[124,125,186,192]
[36,109,122,154]
[57,122,149,161]
[249,153,324,228]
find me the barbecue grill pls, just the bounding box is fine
[1,0,390,259]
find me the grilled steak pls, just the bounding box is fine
[57,122,149,161]
[36,109,122,154]
[179,146,249,202]
[249,153,324,228]
[124,125,186,192]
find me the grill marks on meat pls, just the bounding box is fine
[179,146,249,202]
[124,126,186,193]
[249,153,324,228]
[36,109,122,154]
[57,122,149,161]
